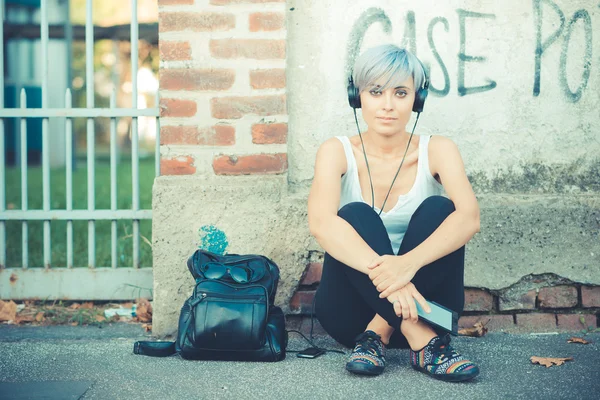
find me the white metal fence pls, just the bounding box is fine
[0,0,159,300]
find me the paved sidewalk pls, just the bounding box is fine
[0,324,598,399]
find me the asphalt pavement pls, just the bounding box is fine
[0,324,599,400]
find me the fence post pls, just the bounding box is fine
[20,89,28,269]
[65,88,73,269]
[131,0,140,269]
[0,0,5,269]
[86,0,96,269]
[41,0,51,269]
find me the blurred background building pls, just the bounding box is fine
[3,0,158,167]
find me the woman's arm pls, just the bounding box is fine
[308,138,379,275]
[408,135,480,267]
[368,135,481,298]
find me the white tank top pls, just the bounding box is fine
[335,134,446,254]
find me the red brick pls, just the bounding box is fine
[538,285,578,309]
[300,263,322,286]
[159,41,191,61]
[582,286,600,307]
[160,69,235,91]
[250,69,286,89]
[289,290,316,314]
[515,313,557,332]
[213,153,287,175]
[210,39,285,60]
[159,0,194,4]
[161,125,235,146]
[210,0,285,5]
[498,289,537,311]
[159,98,197,118]
[159,12,235,33]
[556,314,597,331]
[251,123,287,144]
[210,95,286,119]
[464,289,494,312]
[160,155,196,175]
[458,315,514,332]
[249,12,285,32]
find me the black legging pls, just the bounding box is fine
[314,196,465,349]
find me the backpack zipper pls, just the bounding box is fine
[194,280,269,302]
[200,292,265,301]
[189,293,208,308]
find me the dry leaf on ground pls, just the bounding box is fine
[0,300,17,322]
[567,337,590,345]
[530,356,573,368]
[81,302,94,309]
[134,298,152,323]
[16,314,35,323]
[69,303,81,309]
[142,323,152,332]
[458,320,489,337]
[35,312,45,322]
[70,321,79,326]
[95,315,106,323]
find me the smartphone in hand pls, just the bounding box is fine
[416,300,458,336]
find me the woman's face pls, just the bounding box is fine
[359,75,415,136]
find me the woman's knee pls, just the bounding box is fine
[337,203,391,253]
[337,201,375,221]
[409,196,455,227]
[418,195,455,216]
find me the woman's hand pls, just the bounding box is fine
[385,283,431,322]
[367,254,421,298]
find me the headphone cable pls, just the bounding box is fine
[353,109,421,216]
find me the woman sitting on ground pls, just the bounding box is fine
[307,44,481,382]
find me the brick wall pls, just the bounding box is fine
[289,261,600,335]
[158,0,287,177]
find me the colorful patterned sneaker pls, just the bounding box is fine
[345,330,386,376]
[410,334,480,382]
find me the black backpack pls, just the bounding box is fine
[134,250,287,362]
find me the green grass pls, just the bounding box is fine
[5,158,155,268]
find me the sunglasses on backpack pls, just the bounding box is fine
[200,262,251,284]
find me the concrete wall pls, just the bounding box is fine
[287,0,599,188]
[153,0,599,336]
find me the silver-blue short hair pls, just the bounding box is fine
[352,44,426,94]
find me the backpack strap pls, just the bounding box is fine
[133,297,200,357]
[133,341,176,357]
